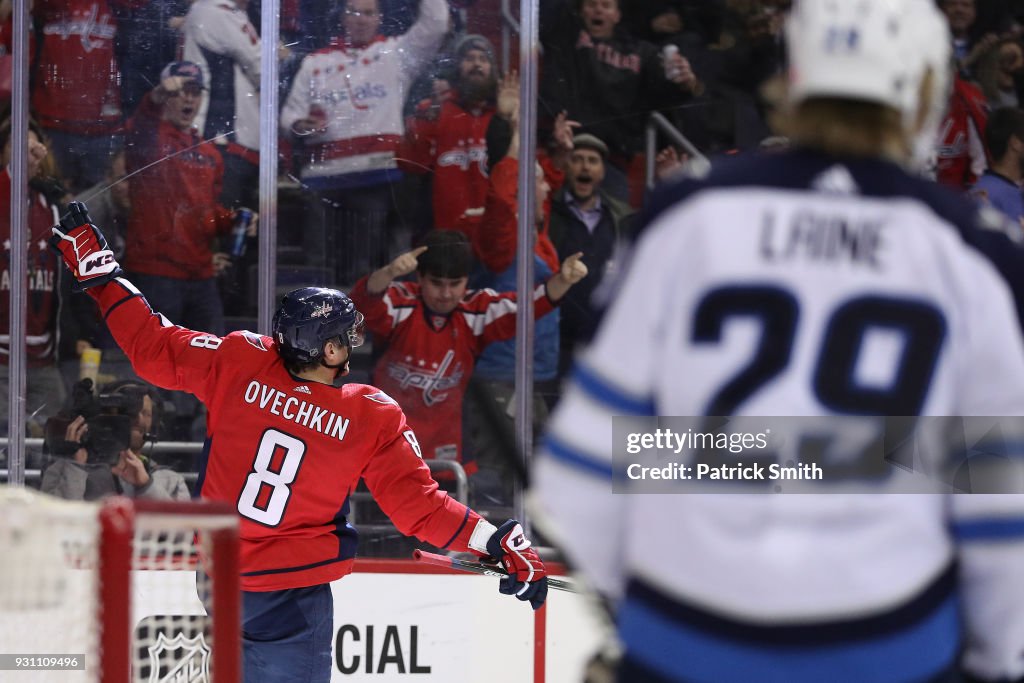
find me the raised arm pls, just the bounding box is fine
[349,246,429,341]
[366,246,428,294]
[50,203,223,401]
[397,0,449,79]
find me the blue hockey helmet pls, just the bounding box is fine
[272,287,365,365]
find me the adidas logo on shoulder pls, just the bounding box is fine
[293,385,312,394]
[811,164,859,195]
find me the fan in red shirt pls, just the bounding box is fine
[31,0,123,194]
[935,73,989,190]
[400,35,509,238]
[50,201,554,683]
[0,118,64,427]
[349,229,588,473]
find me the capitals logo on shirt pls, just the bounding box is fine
[438,139,488,175]
[385,350,463,406]
[43,6,116,52]
[319,82,388,110]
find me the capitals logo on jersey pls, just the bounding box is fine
[42,4,116,52]
[438,138,488,176]
[384,350,463,406]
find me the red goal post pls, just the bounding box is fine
[0,488,241,683]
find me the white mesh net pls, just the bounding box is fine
[0,488,238,683]
[131,515,215,683]
[0,487,100,682]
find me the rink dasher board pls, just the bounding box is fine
[5,559,604,682]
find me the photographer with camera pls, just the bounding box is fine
[40,379,190,501]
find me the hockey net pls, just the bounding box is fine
[0,487,240,683]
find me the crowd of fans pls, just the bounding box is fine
[6,0,1024,517]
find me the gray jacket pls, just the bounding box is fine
[40,458,191,501]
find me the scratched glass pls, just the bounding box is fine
[4,0,747,559]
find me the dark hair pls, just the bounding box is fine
[984,106,1024,161]
[0,114,68,203]
[99,380,161,431]
[0,116,47,154]
[100,379,154,408]
[416,230,474,279]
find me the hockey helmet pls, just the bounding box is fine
[786,0,950,117]
[272,287,365,365]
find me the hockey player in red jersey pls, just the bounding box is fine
[50,201,549,683]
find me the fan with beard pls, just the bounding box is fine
[452,34,499,107]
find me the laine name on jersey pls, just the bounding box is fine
[242,380,350,441]
[759,210,885,268]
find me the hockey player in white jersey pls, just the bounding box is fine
[535,1,1024,682]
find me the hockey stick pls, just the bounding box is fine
[412,549,576,592]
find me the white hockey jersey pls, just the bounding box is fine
[536,149,1024,683]
[279,0,447,187]
[183,0,262,153]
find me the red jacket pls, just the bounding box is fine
[475,155,561,275]
[32,0,123,135]
[123,93,233,279]
[0,170,60,366]
[349,276,556,472]
[90,278,484,590]
[936,75,988,191]
[401,93,495,236]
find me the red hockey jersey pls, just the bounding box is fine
[0,170,60,366]
[90,278,484,591]
[32,0,123,135]
[349,277,557,472]
[401,94,495,235]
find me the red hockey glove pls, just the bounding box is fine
[49,201,123,291]
[486,519,549,610]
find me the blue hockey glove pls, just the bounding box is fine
[486,519,549,610]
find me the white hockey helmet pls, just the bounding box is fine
[786,0,950,119]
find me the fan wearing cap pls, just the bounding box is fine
[401,34,508,238]
[548,132,635,373]
[121,61,254,338]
